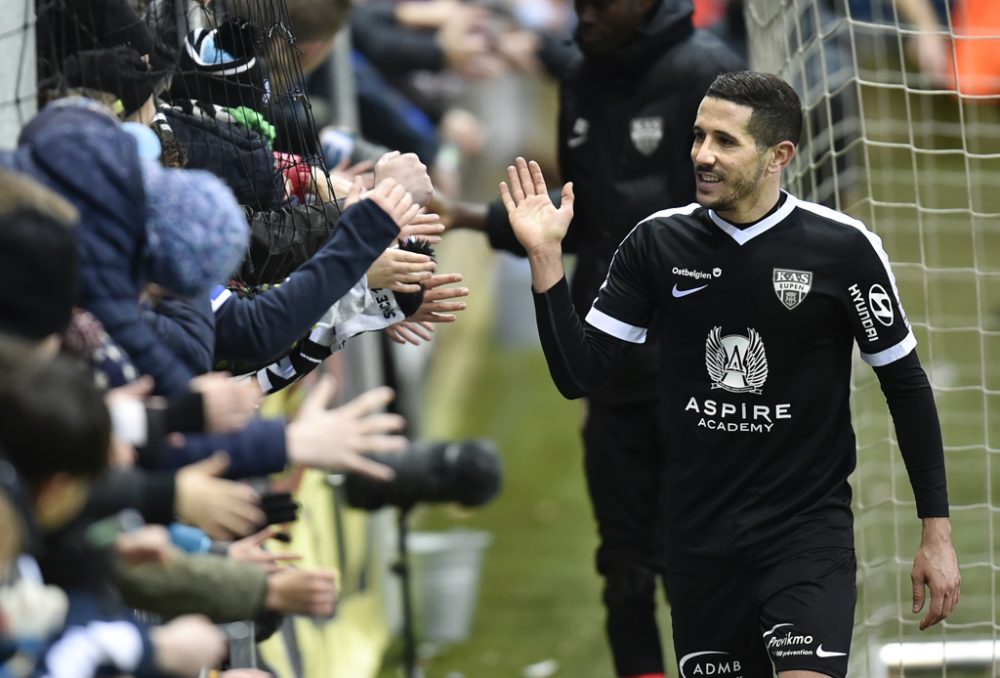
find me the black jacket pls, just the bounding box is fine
[487,0,744,403]
[163,105,285,211]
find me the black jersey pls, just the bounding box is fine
[582,192,918,572]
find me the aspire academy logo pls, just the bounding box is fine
[706,326,768,395]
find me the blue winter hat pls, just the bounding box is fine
[141,161,248,297]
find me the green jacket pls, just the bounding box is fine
[116,551,268,622]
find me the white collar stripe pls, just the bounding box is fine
[637,202,701,228]
[709,192,799,245]
[596,202,701,296]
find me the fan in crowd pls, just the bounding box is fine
[0,0,486,674]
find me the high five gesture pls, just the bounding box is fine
[499,157,574,292]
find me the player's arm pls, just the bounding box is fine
[873,352,960,630]
[500,157,634,399]
[845,229,960,629]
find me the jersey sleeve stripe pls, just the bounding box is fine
[585,307,648,343]
[860,331,917,366]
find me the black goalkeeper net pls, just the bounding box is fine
[26,0,342,287]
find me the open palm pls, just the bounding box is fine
[499,157,574,253]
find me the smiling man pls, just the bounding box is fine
[500,71,961,678]
[445,2,742,675]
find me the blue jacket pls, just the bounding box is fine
[214,198,399,365]
[160,417,289,479]
[4,102,194,395]
[143,295,216,376]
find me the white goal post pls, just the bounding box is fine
[745,0,1000,675]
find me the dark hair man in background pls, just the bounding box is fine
[446,2,743,675]
[500,71,960,678]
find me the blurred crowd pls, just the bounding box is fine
[0,0,995,676]
[0,0,535,674]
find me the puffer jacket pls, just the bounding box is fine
[3,101,195,395]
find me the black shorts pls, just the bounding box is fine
[663,547,856,678]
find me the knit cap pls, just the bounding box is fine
[169,16,270,112]
[141,161,249,297]
[63,47,161,118]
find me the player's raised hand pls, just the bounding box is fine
[500,157,574,255]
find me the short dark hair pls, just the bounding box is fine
[0,172,79,340]
[705,71,803,148]
[0,344,109,485]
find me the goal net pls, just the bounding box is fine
[744,0,1000,674]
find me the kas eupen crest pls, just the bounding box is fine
[706,326,768,394]
[772,268,813,310]
[630,117,663,156]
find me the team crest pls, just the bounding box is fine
[706,326,768,394]
[772,268,813,310]
[567,117,589,148]
[630,117,663,156]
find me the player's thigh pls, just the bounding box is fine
[759,548,856,678]
[664,569,773,678]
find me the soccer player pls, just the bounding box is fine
[446,2,743,673]
[500,71,961,677]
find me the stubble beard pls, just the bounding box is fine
[701,158,768,216]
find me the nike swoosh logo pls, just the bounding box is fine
[815,645,847,658]
[567,135,587,148]
[672,284,708,298]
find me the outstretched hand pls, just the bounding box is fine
[367,178,421,231]
[285,375,406,480]
[499,157,574,255]
[367,247,436,293]
[407,272,468,323]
